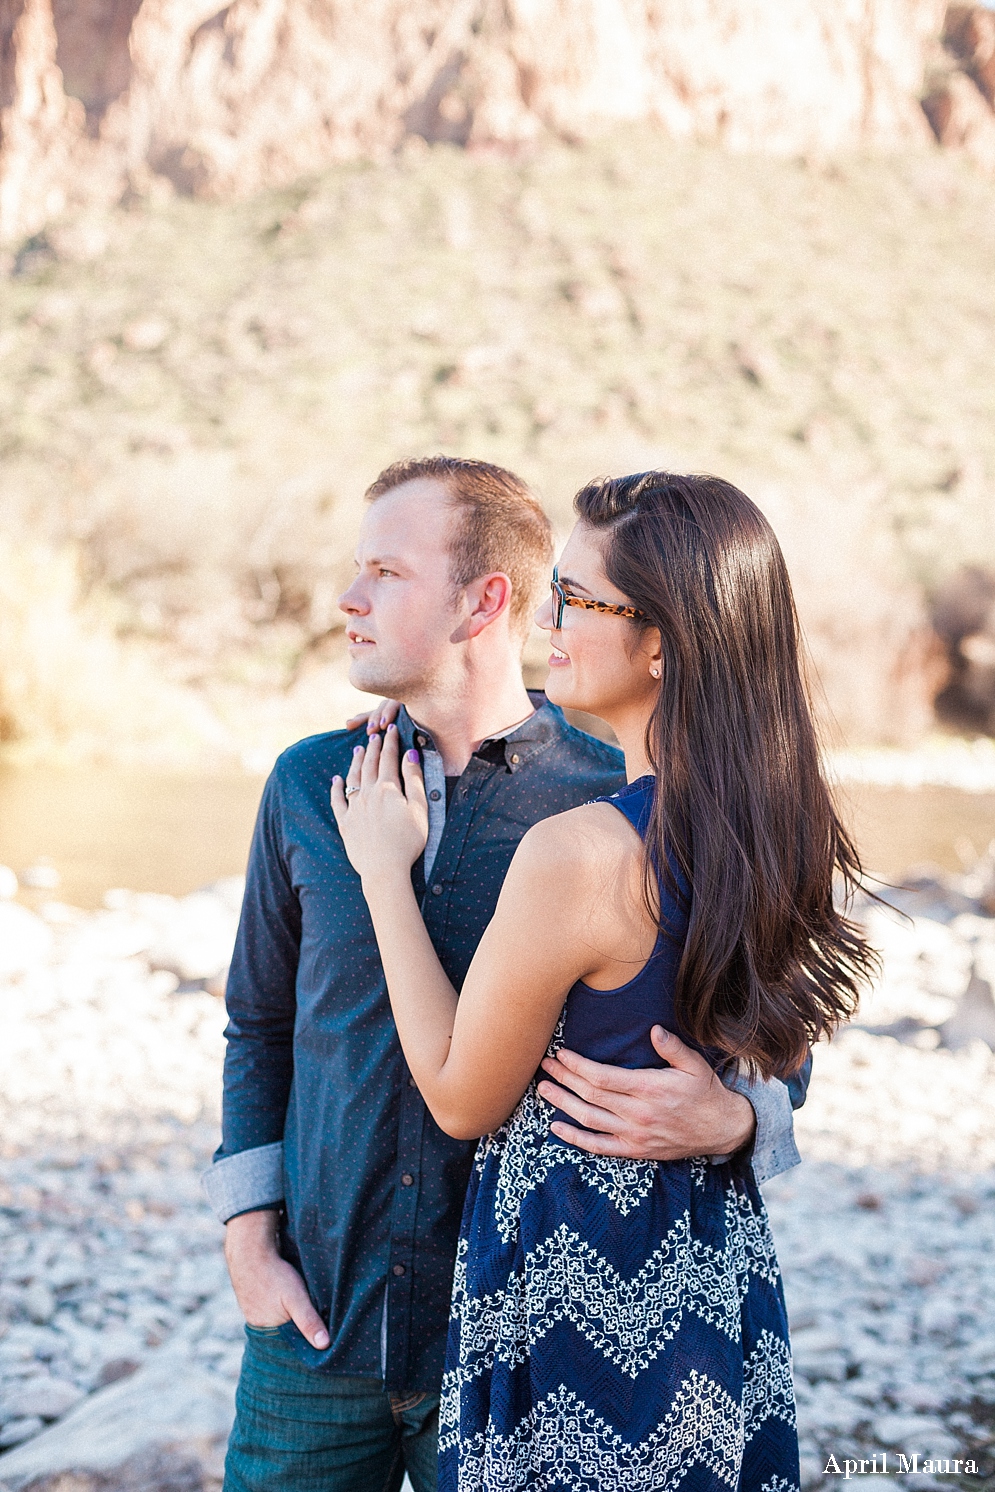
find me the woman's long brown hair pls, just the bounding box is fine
[575,471,877,1079]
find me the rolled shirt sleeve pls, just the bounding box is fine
[202,1140,284,1223]
[711,1069,802,1185]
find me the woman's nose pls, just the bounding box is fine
[534,596,554,631]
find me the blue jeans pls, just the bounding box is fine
[225,1326,439,1492]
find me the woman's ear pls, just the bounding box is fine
[645,628,663,681]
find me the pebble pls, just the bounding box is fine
[0,1419,44,1450]
[0,1377,84,1421]
[0,868,992,1489]
[20,1285,55,1327]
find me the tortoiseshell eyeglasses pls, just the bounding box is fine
[550,565,648,630]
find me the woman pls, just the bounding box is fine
[332,471,875,1491]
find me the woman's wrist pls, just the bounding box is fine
[361,865,416,903]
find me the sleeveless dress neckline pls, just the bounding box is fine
[438,773,800,1492]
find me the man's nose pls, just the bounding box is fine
[338,579,368,615]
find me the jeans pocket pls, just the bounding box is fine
[244,1323,286,1337]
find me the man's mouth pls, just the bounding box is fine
[347,630,375,646]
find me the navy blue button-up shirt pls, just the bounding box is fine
[216,698,626,1390]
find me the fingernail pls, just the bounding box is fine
[406,749,419,762]
[379,716,388,728]
[332,775,341,785]
[386,722,396,733]
[314,1331,329,1348]
[353,744,363,754]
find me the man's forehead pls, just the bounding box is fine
[357,477,454,557]
[365,475,453,518]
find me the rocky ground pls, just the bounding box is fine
[0,861,994,1489]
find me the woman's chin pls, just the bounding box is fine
[543,671,588,713]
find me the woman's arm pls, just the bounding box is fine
[332,727,635,1138]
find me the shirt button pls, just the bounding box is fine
[416,734,426,747]
[392,1263,406,1276]
[408,1076,417,1088]
[429,788,441,801]
[401,1173,414,1187]
[431,883,442,895]
[510,753,520,764]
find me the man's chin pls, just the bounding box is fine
[347,658,408,700]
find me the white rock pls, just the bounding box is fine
[0,904,53,976]
[0,1418,44,1449]
[66,907,159,962]
[872,1411,957,1454]
[21,1282,56,1325]
[147,890,240,981]
[858,908,971,1026]
[0,1343,234,1489]
[2,1375,84,1420]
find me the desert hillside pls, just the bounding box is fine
[2,3,995,763]
[1,129,994,761]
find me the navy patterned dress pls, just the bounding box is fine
[438,776,799,1492]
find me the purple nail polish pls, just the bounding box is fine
[353,744,362,754]
[386,722,396,733]
[407,749,419,762]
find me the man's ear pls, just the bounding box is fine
[465,572,513,639]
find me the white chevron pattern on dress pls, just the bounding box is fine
[441,1231,794,1427]
[447,1376,746,1491]
[743,1330,797,1443]
[444,1339,797,1490]
[445,1217,743,1400]
[481,1079,661,1243]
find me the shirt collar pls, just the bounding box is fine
[396,692,563,770]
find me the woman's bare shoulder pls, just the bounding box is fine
[514,799,641,874]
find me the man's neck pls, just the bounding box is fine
[404,674,536,776]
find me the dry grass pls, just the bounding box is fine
[1,129,994,760]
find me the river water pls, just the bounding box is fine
[1,765,995,908]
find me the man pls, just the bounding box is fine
[205,457,808,1492]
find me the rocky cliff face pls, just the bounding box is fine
[1,0,961,245]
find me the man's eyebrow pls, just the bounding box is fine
[363,554,407,568]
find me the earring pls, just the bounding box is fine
[650,668,660,678]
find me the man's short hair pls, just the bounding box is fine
[365,456,553,637]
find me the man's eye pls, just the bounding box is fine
[379,568,397,578]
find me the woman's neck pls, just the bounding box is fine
[604,709,655,784]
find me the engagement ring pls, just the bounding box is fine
[345,786,360,797]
